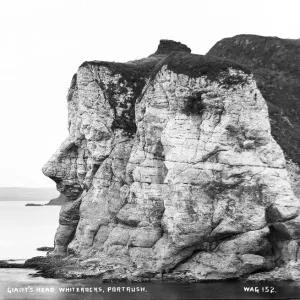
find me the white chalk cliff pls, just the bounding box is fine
[42,40,300,281]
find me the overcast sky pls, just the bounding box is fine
[0,0,299,188]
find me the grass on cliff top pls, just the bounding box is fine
[208,34,300,77]
[149,52,251,82]
[81,52,251,84]
[80,58,161,84]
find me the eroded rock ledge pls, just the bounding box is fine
[41,39,300,281]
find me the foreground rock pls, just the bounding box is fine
[40,39,300,281]
[246,262,300,282]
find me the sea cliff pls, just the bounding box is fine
[39,38,300,281]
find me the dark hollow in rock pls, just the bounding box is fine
[182,92,205,115]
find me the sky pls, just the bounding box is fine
[0,0,299,188]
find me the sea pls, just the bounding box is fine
[0,201,300,300]
[0,201,60,260]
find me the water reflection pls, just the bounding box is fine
[1,269,300,300]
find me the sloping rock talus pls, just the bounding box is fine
[42,40,300,281]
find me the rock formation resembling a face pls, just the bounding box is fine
[42,64,136,255]
[42,46,300,280]
[43,65,125,195]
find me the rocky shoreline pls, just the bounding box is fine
[1,255,300,284]
[0,260,27,269]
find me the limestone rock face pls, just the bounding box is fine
[42,40,300,281]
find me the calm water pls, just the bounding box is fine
[0,201,60,260]
[1,201,300,300]
[1,269,300,300]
